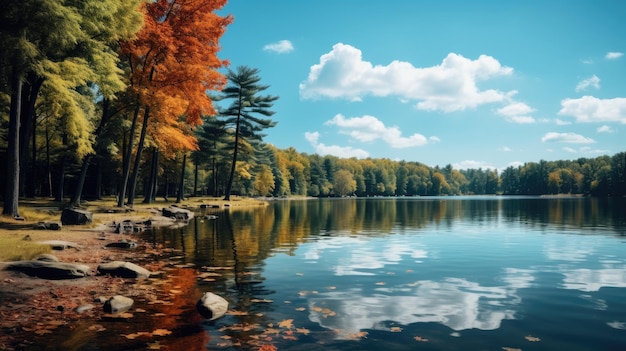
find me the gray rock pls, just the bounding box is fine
[97,261,151,278]
[103,295,134,314]
[35,254,59,262]
[37,240,81,251]
[4,260,90,280]
[196,292,228,320]
[61,208,93,225]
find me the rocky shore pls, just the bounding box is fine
[0,204,228,350]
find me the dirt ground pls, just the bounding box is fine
[0,212,179,351]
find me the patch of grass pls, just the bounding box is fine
[0,236,51,261]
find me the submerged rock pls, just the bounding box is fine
[196,292,228,320]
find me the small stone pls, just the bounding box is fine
[103,295,134,314]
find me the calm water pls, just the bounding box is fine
[39,197,626,350]
[142,197,626,351]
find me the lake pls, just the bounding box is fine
[142,196,626,351]
[34,196,626,350]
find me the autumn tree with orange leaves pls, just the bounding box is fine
[117,0,232,207]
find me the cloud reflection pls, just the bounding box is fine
[308,278,519,339]
[561,267,626,292]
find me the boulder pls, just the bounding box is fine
[196,292,228,320]
[61,208,93,225]
[4,260,90,279]
[103,295,134,314]
[162,206,194,221]
[97,261,151,278]
[37,240,81,251]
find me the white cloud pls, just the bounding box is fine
[559,96,626,123]
[605,52,624,60]
[575,75,600,92]
[263,40,294,54]
[453,160,496,170]
[496,102,536,124]
[541,132,595,144]
[500,146,512,152]
[597,125,614,133]
[326,114,437,148]
[300,43,513,112]
[555,118,572,125]
[304,131,369,159]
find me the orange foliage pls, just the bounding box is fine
[119,0,232,153]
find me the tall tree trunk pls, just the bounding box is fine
[2,68,23,217]
[95,160,102,199]
[31,113,37,196]
[176,153,187,203]
[224,113,241,201]
[45,121,52,197]
[55,156,66,202]
[127,107,150,207]
[143,147,158,204]
[69,154,92,207]
[70,99,111,207]
[19,74,43,198]
[117,101,141,207]
[193,160,199,197]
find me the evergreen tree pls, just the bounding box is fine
[218,66,278,200]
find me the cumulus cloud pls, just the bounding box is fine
[575,75,600,92]
[495,102,536,124]
[299,43,513,112]
[304,131,369,159]
[597,125,614,133]
[558,96,626,123]
[541,132,595,144]
[605,52,624,60]
[325,114,438,148]
[263,40,294,54]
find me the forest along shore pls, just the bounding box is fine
[0,197,266,351]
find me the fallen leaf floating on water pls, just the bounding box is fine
[346,331,369,340]
[414,336,429,342]
[278,319,294,328]
[375,282,386,286]
[227,310,249,316]
[152,329,172,336]
[525,335,541,342]
[146,341,162,350]
[296,327,310,335]
[390,327,403,332]
[502,348,522,351]
[295,307,306,312]
[259,345,278,351]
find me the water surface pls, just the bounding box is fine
[144,197,626,351]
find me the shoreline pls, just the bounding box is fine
[0,197,266,350]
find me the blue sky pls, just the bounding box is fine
[217,0,625,170]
